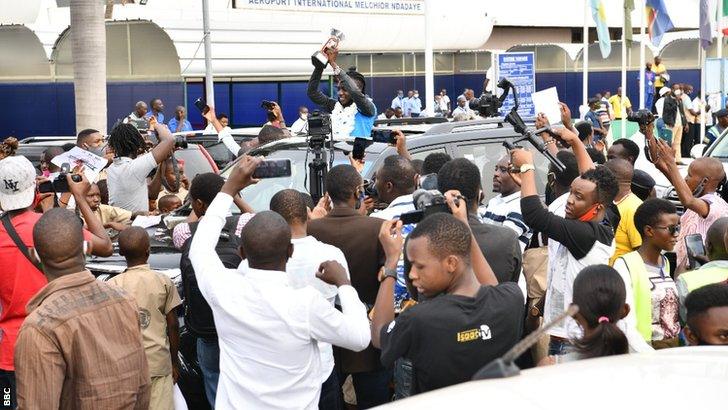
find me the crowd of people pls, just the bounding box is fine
[2,47,728,410]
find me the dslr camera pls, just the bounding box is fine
[627,109,656,126]
[399,189,452,224]
[308,110,332,139]
[38,163,82,193]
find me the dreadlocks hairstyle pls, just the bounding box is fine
[108,123,147,159]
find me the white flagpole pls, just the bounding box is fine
[719,0,724,58]
[424,0,434,117]
[639,0,646,109]
[583,0,589,110]
[621,8,628,140]
[701,46,707,146]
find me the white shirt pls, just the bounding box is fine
[372,194,415,220]
[189,193,370,409]
[107,153,157,212]
[655,97,665,118]
[290,117,308,135]
[439,95,450,111]
[480,191,532,253]
[240,235,351,382]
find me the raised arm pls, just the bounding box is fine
[150,121,176,164]
[202,106,243,157]
[443,190,498,286]
[307,65,337,112]
[371,219,404,349]
[327,49,376,117]
[551,126,595,173]
[68,174,113,256]
[646,124,710,217]
[190,155,261,297]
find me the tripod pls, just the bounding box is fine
[307,135,328,203]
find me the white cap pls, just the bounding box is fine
[0,156,37,211]
[659,87,671,97]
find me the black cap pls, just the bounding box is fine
[631,169,656,201]
[716,108,728,118]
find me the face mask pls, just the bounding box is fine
[675,90,683,96]
[414,94,419,98]
[42,170,50,177]
[88,144,106,158]
[398,93,404,98]
[578,203,601,222]
[300,114,307,121]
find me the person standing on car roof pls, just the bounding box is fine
[307,47,377,139]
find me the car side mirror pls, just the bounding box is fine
[690,144,706,159]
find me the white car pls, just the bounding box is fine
[378,347,728,409]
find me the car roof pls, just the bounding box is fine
[382,347,728,409]
[170,127,262,138]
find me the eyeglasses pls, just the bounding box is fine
[652,224,681,235]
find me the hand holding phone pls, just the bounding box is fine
[252,159,292,179]
[194,97,209,114]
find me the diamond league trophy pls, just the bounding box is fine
[312,28,345,68]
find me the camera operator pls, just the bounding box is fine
[437,158,523,285]
[106,118,175,212]
[307,48,377,139]
[512,127,619,355]
[370,199,523,395]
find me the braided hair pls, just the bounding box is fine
[108,123,147,159]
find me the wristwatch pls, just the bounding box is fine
[379,267,398,282]
[529,304,541,317]
[519,164,536,174]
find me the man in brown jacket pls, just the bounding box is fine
[307,164,389,408]
[14,207,150,409]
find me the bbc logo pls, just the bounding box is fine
[3,387,10,407]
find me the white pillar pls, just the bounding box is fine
[639,0,646,109]
[424,0,434,117]
[582,0,589,108]
[202,0,215,107]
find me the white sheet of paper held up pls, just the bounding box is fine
[532,87,562,126]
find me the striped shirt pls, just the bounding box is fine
[675,193,728,272]
[479,191,532,253]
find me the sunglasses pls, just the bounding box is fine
[652,224,681,235]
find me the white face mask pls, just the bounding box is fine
[414,94,419,98]
[301,113,308,120]
[674,90,683,96]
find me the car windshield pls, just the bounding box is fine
[175,147,215,180]
[709,127,728,158]
[221,146,374,211]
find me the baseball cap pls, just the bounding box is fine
[0,156,37,211]
[659,87,671,96]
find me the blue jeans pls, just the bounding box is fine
[197,338,220,408]
[548,338,573,356]
[318,369,342,410]
[393,358,413,400]
[340,368,392,409]
[0,369,16,409]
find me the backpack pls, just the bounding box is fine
[179,216,242,339]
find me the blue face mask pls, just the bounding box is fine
[398,93,404,98]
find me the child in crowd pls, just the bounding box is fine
[613,198,682,349]
[110,227,182,410]
[158,194,183,214]
[541,265,630,365]
[84,182,141,233]
[684,282,728,346]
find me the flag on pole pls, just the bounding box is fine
[700,0,718,49]
[624,0,635,46]
[645,0,675,47]
[591,0,611,58]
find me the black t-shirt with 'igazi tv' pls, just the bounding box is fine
[379,282,524,394]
